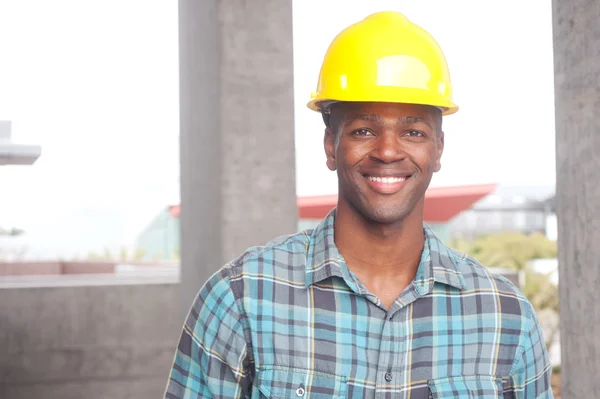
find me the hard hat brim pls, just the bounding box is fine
[307,96,459,116]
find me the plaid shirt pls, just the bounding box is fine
[165,210,553,398]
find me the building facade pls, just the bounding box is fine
[136,184,497,260]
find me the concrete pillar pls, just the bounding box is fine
[553,0,600,396]
[178,0,297,319]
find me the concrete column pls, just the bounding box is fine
[553,0,600,396]
[178,0,297,320]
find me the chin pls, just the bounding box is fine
[354,201,412,225]
[367,208,409,225]
[339,181,424,225]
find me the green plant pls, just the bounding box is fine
[450,232,557,271]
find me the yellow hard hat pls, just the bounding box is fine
[307,11,458,116]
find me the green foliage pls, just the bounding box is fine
[120,247,129,261]
[83,245,148,261]
[450,232,558,310]
[85,251,102,260]
[522,269,559,313]
[450,232,557,271]
[133,247,146,260]
[552,365,561,374]
[103,247,112,260]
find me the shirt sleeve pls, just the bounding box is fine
[164,268,253,398]
[510,303,554,398]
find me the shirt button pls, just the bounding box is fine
[296,386,305,396]
[385,372,393,382]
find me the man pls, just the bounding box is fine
[164,11,553,398]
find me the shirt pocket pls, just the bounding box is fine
[257,366,348,398]
[428,375,503,398]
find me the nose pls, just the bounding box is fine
[369,131,406,164]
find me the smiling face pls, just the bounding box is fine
[324,102,444,226]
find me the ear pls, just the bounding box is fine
[434,131,444,173]
[324,127,337,171]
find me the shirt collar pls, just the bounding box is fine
[412,225,467,294]
[304,209,360,291]
[305,209,467,292]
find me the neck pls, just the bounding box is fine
[333,201,425,279]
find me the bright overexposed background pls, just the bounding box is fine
[0,0,555,258]
[293,0,555,196]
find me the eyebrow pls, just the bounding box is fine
[401,116,433,130]
[349,114,385,124]
[347,114,433,130]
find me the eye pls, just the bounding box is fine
[351,128,375,137]
[404,130,426,138]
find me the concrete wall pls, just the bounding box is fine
[553,0,600,396]
[0,278,180,399]
[0,261,179,276]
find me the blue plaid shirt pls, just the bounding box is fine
[164,210,553,398]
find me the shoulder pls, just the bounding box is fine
[188,230,312,320]
[230,229,312,267]
[450,248,525,296]
[445,250,552,387]
[448,248,538,321]
[224,229,312,276]
[196,230,313,299]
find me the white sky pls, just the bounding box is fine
[294,0,556,195]
[0,0,555,258]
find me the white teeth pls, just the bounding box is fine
[368,176,406,183]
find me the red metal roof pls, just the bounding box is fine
[297,184,497,222]
[169,205,181,218]
[422,184,497,222]
[170,183,496,223]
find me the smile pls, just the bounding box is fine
[364,174,411,194]
[367,176,407,183]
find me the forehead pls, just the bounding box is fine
[333,102,439,121]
